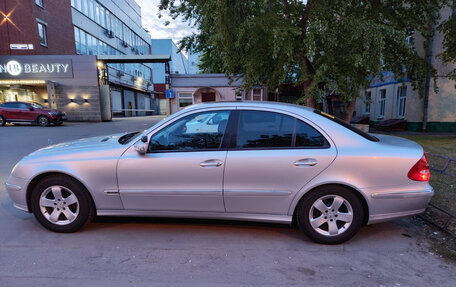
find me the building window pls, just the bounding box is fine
[235,91,243,101]
[74,0,82,10]
[36,0,43,7]
[37,22,47,46]
[397,86,407,118]
[74,27,81,54]
[364,91,371,114]
[178,93,193,109]
[377,89,386,119]
[100,6,106,28]
[95,3,100,23]
[89,0,95,19]
[252,88,262,101]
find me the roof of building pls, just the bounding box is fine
[170,74,244,87]
[97,54,171,63]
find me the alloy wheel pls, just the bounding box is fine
[309,195,353,236]
[38,116,50,127]
[39,185,79,225]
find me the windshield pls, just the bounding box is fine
[313,110,379,142]
[30,102,46,109]
[118,131,141,145]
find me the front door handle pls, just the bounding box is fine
[294,158,318,167]
[200,159,223,168]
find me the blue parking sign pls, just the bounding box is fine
[166,89,174,99]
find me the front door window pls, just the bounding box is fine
[149,110,230,152]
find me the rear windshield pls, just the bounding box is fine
[313,110,379,142]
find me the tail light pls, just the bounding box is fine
[408,154,430,181]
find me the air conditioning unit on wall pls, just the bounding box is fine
[105,29,115,38]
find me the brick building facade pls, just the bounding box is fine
[0,0,75,55]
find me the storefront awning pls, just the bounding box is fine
[96,54,171,64]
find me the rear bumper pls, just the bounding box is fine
[365,184,433,224]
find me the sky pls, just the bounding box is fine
[135,0,197,45]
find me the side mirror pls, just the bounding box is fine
[134,136,148,155]
[28,106,34,111]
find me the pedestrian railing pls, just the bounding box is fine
[421,152,456,237]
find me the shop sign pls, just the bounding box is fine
[0,57,74,79]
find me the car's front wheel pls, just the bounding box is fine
[0,115,5,126]
[31,175,94,232]
[37,115,50,127]
[296,185,364,244]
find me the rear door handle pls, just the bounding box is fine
[294,158,318,167]
[200,159,223,168]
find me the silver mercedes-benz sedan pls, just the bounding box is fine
[5,102,433,244]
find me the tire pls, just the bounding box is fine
[0,116,5,126]
[296,185,364,244]
[37,115,50,127]
[31,175,94,232]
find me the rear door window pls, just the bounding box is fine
[17,103,29,110]
[237,110,293,148]
[236,110,329,149]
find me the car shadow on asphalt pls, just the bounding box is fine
[84,215,406,245]
[89,216,307,241]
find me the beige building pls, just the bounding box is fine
[168,74,268,114]
[355,5,456,132]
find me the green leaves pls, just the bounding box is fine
[159,0,454,110]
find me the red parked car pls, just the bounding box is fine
[0,102,67,127]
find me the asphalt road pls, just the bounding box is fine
[0,117,455,287]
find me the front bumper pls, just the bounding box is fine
[50,113,67,122]
[365,184,434,224]
[5,175,30,212]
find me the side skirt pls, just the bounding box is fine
[96,210,293,225]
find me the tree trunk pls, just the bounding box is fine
[344,99,356,123]
[296,54,315,108]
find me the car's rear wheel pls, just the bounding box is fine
[37,115,50,127]
[296,185,364,244]
[0,116,5,126]
[31,175,94,232]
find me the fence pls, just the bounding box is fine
[421,152,456,237]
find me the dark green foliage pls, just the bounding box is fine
[159,0,455,108]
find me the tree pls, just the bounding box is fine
[159,0,454,121]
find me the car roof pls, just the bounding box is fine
[182,101,315,113]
